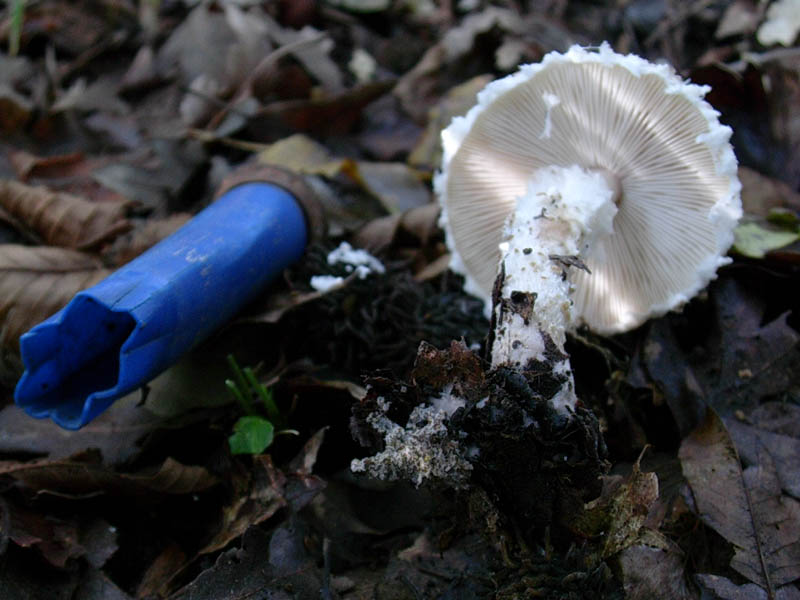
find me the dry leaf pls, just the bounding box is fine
[0,399,164,466]
[0,245,109,377]
[200,433,326,556]
[135,543,187,600]
[8,150,85,181]
[617,538,697,600]
[156,3,269,92]
[261,14,343,92]
[198,455,288,556]
[0,451,219,497]
[394,8,569,121]
[715,1,761,39]
[51,76,131,116]
[739,167,800,217]
[355,162,431,213]
[696,573,800,600]
[408,74,494,169]
[679,408,800,591]
[249,80,393,138]
[394,8,522,120]
[258,134,431,214]
[8,502,118,569]
[257,133,352,177]
[353,202,440,254]
[702,279,800,416]
[0,180,130,249]
[0,85,33,133]
[725,417,800,500]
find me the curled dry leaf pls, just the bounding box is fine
[0,180,131,249]
[679,408,800,591]
[0,245,109,379]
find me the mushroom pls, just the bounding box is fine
[436,43,742,412]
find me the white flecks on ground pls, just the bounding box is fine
[309,241,386,292]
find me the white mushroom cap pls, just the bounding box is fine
[435,43,742,334]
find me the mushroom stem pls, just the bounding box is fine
[490,165,618,412]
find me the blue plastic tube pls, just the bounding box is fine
[14,180,311,429]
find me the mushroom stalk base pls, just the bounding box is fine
[490,165,617,413]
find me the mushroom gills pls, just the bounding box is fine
[491,164,618,412]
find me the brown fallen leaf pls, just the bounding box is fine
[0,245,109,379]
[22,0,109,55]
[8,501,117,569]
[0,400,164,466]
[701,279,800,416]
[629,277,800,436]
[354,161,431,214]
[408,74,494,169]
[257,132,353,177]
[679,408,800,592]
[257,133,431,214]
[626,317,706,437]
[0,451,219,498]
[749,401,800,438]
[696,573,800,600]
[353,202,440,254]
[739,166,800,217]
[0,85,33,133]
[725,416,800,500]
[136,542,187,600]
[8,150,85,182]
[0,180,131,249]
[198,454,288,556]
[394,7,569,121]
[247,80,393,139]
[617,536,697,600]
[200,429,327,555]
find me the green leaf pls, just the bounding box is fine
[228,416,274,455]
[733,222,799,259]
